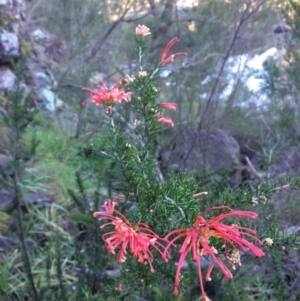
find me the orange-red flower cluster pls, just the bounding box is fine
[93,199,169,273]
[163,206,265,300]
[157,112,175,127]
[158,102,178,127]
[94,200,265,300]
[160,102,178,111]
[82,77,132,109]
[160,37,187,65]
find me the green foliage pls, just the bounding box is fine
[0,211,11,232]
[20,120,110,197]
[1,1,300,301]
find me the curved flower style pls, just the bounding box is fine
[160,102,178,111]
[157,112,174,127]
[160,37,187,65]
[163,206,265,300]
[82,76,133,107]
[157,102,177,127]
[94,199,169,272]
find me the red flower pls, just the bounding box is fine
[160,37,187,65]
[157,112,174,127]
[160,102,178,111]
[116,283,123,291]
[93,199,169,272]
[83,76,133,106]
[163,206,265,300]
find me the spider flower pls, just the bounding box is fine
[93,199,169,272]
[163,206,265,300]
[160,37,187,65]
[160,102,178,111]
[83,76,132,106]
[157,112,174,127]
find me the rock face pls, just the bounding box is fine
[162,129,241,187]
[0,30,19,61]
[0,66,15,91]
[0,0,25,62]
[0,0,65,111]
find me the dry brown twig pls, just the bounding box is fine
[271,184,299,193]
[244,155,264,183]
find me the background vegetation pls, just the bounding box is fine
[1,0,300,300]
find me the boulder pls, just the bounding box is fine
[27,62,64,111]
[162,129,241,187]
[0,0,65,112]
[0,31,19,61]
[0,66,15,91]
[0,0,25,62]
[0,154,13,168]
[30,28,66,64]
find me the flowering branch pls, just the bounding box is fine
[163,206,265,300]
[94,199,170,273]
[85,25,266,301]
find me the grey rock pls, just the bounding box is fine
[26,63,63,111]
[281,226,300,237]
[0,154,13,168]
[0,0,25,34]
[30,28,66,64]
[162,129,241,187]
[0,31,19,61]
[273,23,291,34]
[0,1,67,113]
[27,62,56,87]
[0,66,15,90]
[0,190,53,212]
[37,88,63,111]
[24,192,53,205]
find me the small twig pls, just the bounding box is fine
[75,99,85,138]
[123,8,156,22]
[9,77,39,301]
[155,165,165,183]
[271,184,298,193]
[0,176,14,189]
[89,3,132,60]
[163,196,186,219]
[74,3,85,41]
[13,152,39,301]
[81,119,105,143]
[135,155,151,188]
[193,191,208,199]
[244,156,264,183]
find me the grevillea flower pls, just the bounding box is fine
[135,25,151,37]
[160,37,187,65]
[139,71,148,78]
[163,206,265,300]
[157,112,174,127]
[123,74,135,84]
[116,283,123,291]
[93,199,169,272]
[82,76,133,106]
[160,102,178,111]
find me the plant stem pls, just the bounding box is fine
[13,167,39,301]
